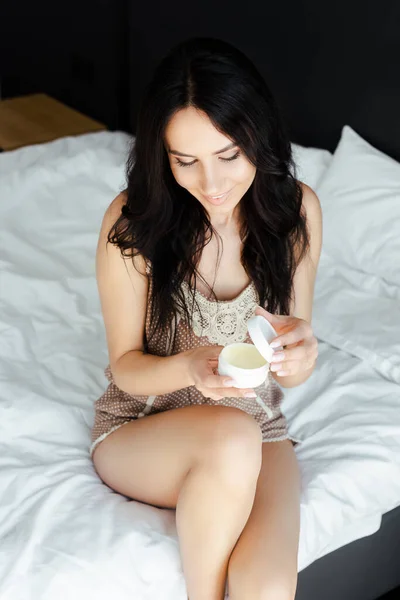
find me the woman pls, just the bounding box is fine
[91,37,322,600]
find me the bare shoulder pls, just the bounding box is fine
[104,190,128,223]
[96,190,149,368]
[98,190,127,245]
[98,190,147,276]
[299,181,322,225]
[296,181,323,268]
[289,183,323,320]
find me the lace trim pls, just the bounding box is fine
[181,280,259,345]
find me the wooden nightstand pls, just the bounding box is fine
[0,93,107,151]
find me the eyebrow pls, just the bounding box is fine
[168,141,237,158]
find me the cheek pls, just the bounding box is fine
[170,166,194,188]
[233,161,256,183]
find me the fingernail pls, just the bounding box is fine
[271,352,285,362]
[270,341,281,348]
[223,379,235,387]
[245,392,257,398]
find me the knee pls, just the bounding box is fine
[259,580,297,600]
[228,574,297,600]
[203,407,263,484]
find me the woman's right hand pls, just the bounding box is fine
[183,346,258,401]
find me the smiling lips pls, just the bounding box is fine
[204,188,233,205]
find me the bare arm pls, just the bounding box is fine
[270,182,323,388]
[96,193,234,398]
[96,193,194,396]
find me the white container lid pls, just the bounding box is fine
[247,315,283,363]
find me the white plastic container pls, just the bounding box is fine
[218,315,283,388]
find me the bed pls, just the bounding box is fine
[1,125,399,600]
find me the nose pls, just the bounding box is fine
[199,163,227,197]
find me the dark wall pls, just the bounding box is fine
[127,0,400,160]
[0,0,129,129]
[1,0,400,160]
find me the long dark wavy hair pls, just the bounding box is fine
[108,37,310,345]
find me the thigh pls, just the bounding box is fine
[92,404,263,509]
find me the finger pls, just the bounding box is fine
[207,345,224,358]
[269,324,309,349]
[269,359,300,374]
[270,359,318,375]
[273,339,318,363]
[269,345,308,364]
[255,306,285,322]
[208,358,220,368]
[196,385,223,401]
[203,373,236,389]
[213,387,258,399]
[207,393,224,401]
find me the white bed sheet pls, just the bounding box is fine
[1,132,400,599]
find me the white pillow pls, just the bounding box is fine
[313,255,400,385]
[0,130,132,177]
[316,125,400,286]
[291,143,333,191]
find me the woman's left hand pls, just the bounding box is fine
[255,306,318,377]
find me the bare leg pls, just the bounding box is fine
[227,440,301,600]
[92,405,263,600]
[177,423,262,599]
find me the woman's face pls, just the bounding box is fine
[164,107,256,215]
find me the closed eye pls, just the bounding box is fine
[175,150,241,168]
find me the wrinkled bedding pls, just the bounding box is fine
[1,131,399,600]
